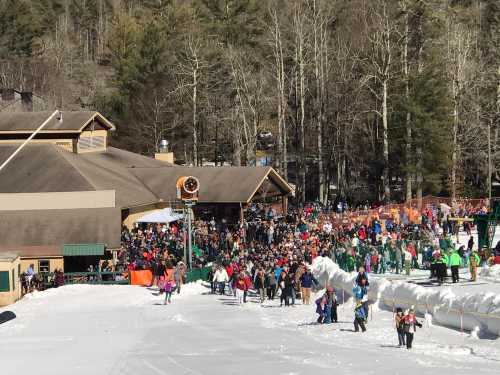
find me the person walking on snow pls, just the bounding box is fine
[163,279,173,305]
[395,307,406,347]
[354,301,367,332]
[235,272,247,305]
[212,266,229,295]
[403,306,422,349]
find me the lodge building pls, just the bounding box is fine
[0,111,292,305]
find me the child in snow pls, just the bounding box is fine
[395,307,405,346]
[164,279,173,305]
[354,301,367,332]
[403,306,422,349]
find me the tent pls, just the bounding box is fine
[136,208,183,224]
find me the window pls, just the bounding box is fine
[12,269,15,291]
[0,271,9,292]
[38,260,50,273]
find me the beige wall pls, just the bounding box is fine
[0,256,21,307]
[0,190,116,211]
[78,129,107,153]
[20,257,64,274]
[155,152,174,164]
[123,202,170,229]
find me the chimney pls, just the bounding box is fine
[20,92,33,111]
[1,88,15,101]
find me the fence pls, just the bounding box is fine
[322,195,494,227]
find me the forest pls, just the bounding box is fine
[0,0,499,204]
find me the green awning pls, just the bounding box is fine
[63,243,105,256]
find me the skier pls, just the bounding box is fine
[212,265,229,295]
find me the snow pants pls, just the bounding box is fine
[405,332,414,349]
[354,317,366,332]
[301,287,311,304]
[236,288,245,305]
[397,329,405,346]
[451,265,459,283]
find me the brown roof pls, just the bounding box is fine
[0,144,292,206]
[0,144,167,208]
[0,111,115,133]
[131,166,292,204]
[0,207,122,251]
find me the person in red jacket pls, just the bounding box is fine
[235,272,247,305]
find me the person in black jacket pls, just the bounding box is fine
[278,271,292,307]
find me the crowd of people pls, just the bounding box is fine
[114,200,500,346]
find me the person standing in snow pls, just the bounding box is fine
[403,307,422,349]
[212,266,229,295]
[469,249,480,282]
[278,271,292,307]
[354,301,367,332]
[235,272,247,305]
[395,307,406,347]
[163,279,173,305]
[266,268,277,300]
[254,267,266,303]
[300,268,315,305]
[449,248,462,283]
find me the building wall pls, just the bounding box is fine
[0,257,21,307]
[78,129,107,153]
[20,257,64,274]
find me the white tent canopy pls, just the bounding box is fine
[136,207,183,224]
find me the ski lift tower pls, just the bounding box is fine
[176,176,200,270]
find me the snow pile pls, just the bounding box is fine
[480,265,500,280]
[312,256,500,336]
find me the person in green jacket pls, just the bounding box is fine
[449,249,462,283]
[469,250,480,282]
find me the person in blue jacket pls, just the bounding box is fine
[299,268,316,305]
[353,277,369,320]
[354,301,367,332]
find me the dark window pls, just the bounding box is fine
[39,260,50,273]
[0,271,10,292]
[12,269,15,291]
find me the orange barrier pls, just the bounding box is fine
[130,269,176,286]
[130,270,153,286]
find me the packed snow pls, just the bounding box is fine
[311,257,500,337]
[1,278,500,375]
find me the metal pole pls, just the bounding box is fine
[188,205,193,270]
[0,109,59,173]
[488,119,492,203]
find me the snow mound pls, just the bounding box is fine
[312,256,500,336]
[178,280,207,296]
[480,265,500,280]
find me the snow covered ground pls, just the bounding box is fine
[1,281,500,375]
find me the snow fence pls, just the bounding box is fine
[311,256,500,336]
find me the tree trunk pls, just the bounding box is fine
[403,2,412,202]
[382,79,390,202]
[192,68,198,166]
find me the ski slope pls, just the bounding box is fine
[1,282,500,375]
